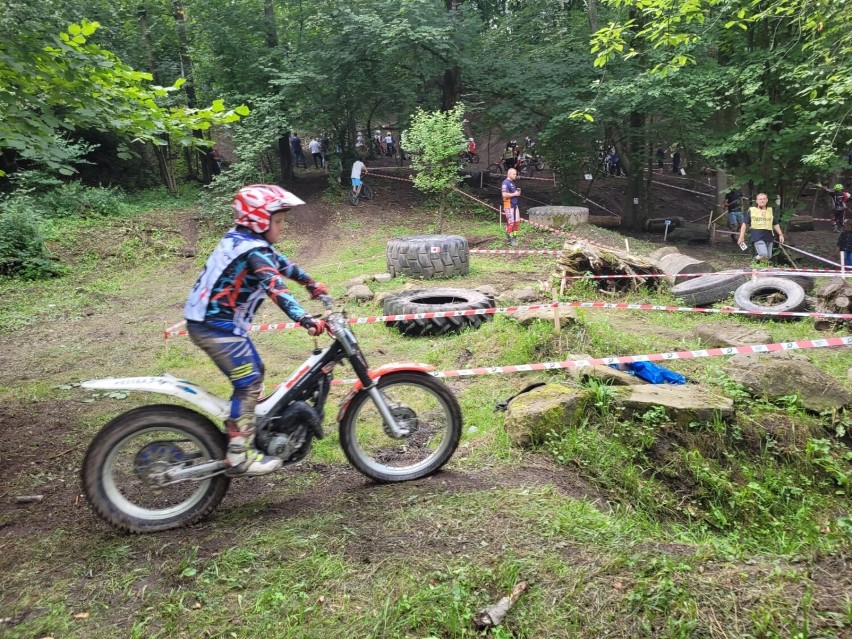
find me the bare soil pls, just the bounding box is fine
[0,167,849,638]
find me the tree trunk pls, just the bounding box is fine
[136,4,160,84]
[587,0,598,32]
[619,111,648,229]
[172,2,210,183]
[263,0,279,49]
[278,134,293,183]
[437,192,446,232]
[440,66,461,111]
[153,142,177,195]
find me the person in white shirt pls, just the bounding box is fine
[308,137,322,168]
[351,160,367,195]
[384,132,394,157]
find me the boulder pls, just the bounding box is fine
[612,385,734,426]
[506,306,578,326]
[373,273,393,283]
[497,287,539,304]
[666,226,711,243]
[346,275,368,288]
[345,284,374,302]
[476,285,499,299]
[724,353,852,412]
[504,384,588,447]
[693,323,771,348]
[374,291,390,306]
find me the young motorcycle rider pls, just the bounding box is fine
[184,184,329,476]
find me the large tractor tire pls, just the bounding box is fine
[383,288,495,336]
[386,235,469,279]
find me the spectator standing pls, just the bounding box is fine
[838,218,852,271]
[672,149,681,174]
[501,167,521,246]
[724,186,744,241]
[502,142,516,170]
[737,192,784,264]
[308,137,322,169]
[291,132,307,168]
[384,132,395,157]
[820,182,850,232]
[656,146,665,170]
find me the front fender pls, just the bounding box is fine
[336,362,435,423]
[82,374,230,420]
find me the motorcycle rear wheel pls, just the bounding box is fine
[82,405,230,533]
[339,372,462,483]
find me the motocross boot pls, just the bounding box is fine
[225,417,282,476]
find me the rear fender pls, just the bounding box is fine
[82,374,230,420]
[336,363,435,423]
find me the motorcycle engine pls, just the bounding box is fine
[256,400,320,463]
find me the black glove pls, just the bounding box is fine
[299,315,327,336]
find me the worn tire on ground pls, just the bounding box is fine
[383,288,495,336]
[753,270,815,293]
[733,277,807,313]
[527,206,589,228]
[670,271,750,306]
[386,235,469,279]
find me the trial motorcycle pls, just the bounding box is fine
[81,296,462,533]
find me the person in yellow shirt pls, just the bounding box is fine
[737,193,784,263]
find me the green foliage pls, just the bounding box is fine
[402,104,466,196]
[0,19,248,177]
[0,203,63,280]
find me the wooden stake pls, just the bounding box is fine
[552,288,560,332]
[474,581,529,629]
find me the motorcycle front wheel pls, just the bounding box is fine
[339,372,462,483]
[82,405,230,533]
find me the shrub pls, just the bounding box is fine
[37,181,130,218]
[0,203,63,279]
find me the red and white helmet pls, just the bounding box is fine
[233,184,305,233]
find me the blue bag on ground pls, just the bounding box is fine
[611,361,686,384]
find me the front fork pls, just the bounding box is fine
[339,331,410,439]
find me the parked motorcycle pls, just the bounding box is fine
[81,296,462,533]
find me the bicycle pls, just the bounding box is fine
[486,161,505,179]
[459,151,480,164]
[349,181,374,206]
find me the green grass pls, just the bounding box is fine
[1,187,851,639]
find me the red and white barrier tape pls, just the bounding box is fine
[470,248,562,255]
[328,335,852,383]
[165,300,852,338]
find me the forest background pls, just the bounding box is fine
[2,0,852,241]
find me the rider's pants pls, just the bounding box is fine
[187,322,264,437]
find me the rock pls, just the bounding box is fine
[346,275,368,288]
[724,354,852,412]
[504,384,588,447]
[373,273,393,283]
[345,284,374,302]
[497,288,538,304]
[787,215,815,232]
[506,306,578,326]
[693,323,771,347]
[648,247,680,262]
[374,291,390,306]
[476,285,499,299]
[562,353,645,386]
[612,385,734,426]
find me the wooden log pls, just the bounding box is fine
[816,278,846,298]
[587,214,621,228]
[658,253,716,285]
